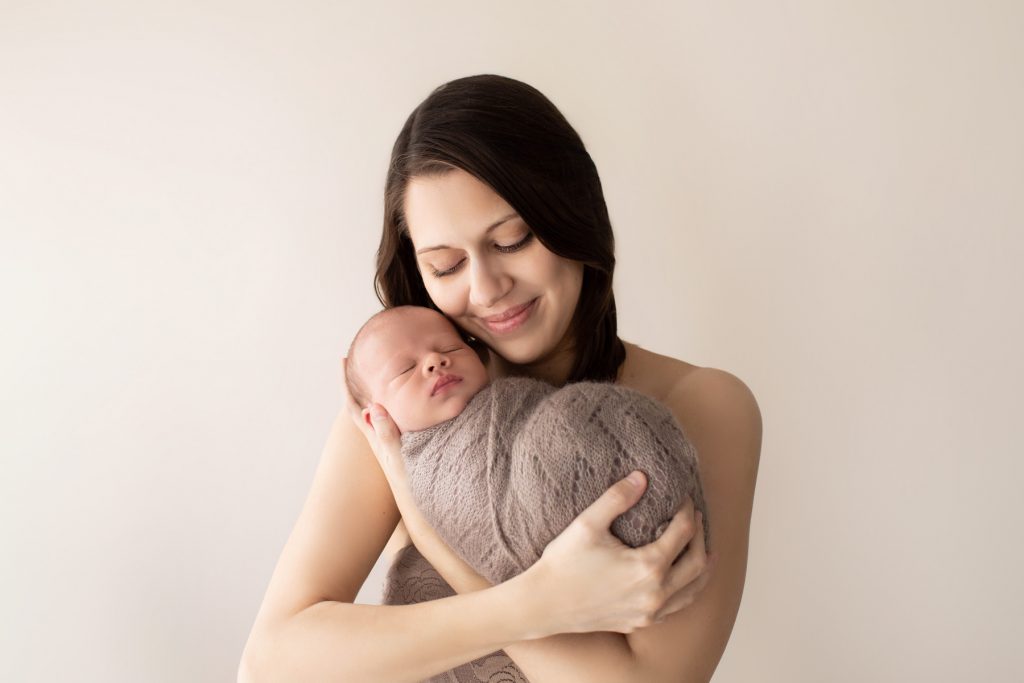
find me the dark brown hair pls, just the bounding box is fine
[375,74,625,383]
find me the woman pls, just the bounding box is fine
[240,75,762,682]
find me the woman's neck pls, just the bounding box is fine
[487,342,577,387]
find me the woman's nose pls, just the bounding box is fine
[468,260,512,310]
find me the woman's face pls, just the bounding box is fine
[403,168,584,367]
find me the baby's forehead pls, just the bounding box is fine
[358,307,457,352]
[382,307,452,333]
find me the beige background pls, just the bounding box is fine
[2,1,1021,681]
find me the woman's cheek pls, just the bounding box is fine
[426,281,466,318]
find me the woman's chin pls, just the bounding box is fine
[485,338,548,367]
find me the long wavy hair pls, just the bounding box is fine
[374,74,625,383]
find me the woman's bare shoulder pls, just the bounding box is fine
[620,341,761,443]
[618,341,702,401]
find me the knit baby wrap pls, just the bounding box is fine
[382,377,709,683]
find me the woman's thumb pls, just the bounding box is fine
[582,470,647,526]
[367,404,399,439]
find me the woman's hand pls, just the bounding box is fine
[524,471,718,638]
[339,357,409,493]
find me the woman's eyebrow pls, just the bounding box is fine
[415,212,520,255]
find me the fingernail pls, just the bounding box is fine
[627,471,643,486]
[371,405,386,420]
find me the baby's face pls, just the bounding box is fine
[356,308,490,432]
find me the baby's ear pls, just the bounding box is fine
[361,407,373,428]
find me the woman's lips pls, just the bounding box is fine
[481,298,537,334]
[431,375,462,396]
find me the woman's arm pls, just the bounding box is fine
[403,475,705,683]
[239,406,686,682]
[364,383,712,683]
[238,364,744,682]
[622,368,763,681]
[238,412,548,682]
[397,369,760,683]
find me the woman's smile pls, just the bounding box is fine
[479,298,538,334]
[404,168,584,370]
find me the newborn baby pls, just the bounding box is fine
[346,305,709,584]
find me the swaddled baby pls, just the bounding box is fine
[346,305,709,585]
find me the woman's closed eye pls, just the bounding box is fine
[494,232,534,254]
[431,258,465,278]
[428,233,535,278]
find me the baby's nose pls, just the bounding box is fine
[425,354,450,373]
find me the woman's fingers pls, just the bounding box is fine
[670,508,707,580]
[652,511,715,621]
[653,553,716,622]
[647,497,697,564]
[576,471,648,533]
[367,403,400,441]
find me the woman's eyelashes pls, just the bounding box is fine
[431,258,465,278]
[495,232,534,254]
[428,233,534,278]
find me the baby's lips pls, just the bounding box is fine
[431,374,462,395]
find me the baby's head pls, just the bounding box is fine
[346,306,490,433]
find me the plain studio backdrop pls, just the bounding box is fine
[2,1,1022,681]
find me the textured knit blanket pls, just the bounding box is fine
[382,377,708,683]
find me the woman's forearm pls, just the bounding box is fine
[406,515,642,683]
[433,560,641,683]
[241,577,541,683]
[504,632,639,683]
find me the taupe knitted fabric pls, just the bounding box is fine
[382,544,526,683]
[382,377,708,683]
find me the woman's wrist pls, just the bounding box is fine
[401,505,555,641]
[495,564,557,642]
[401,503,493,594]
